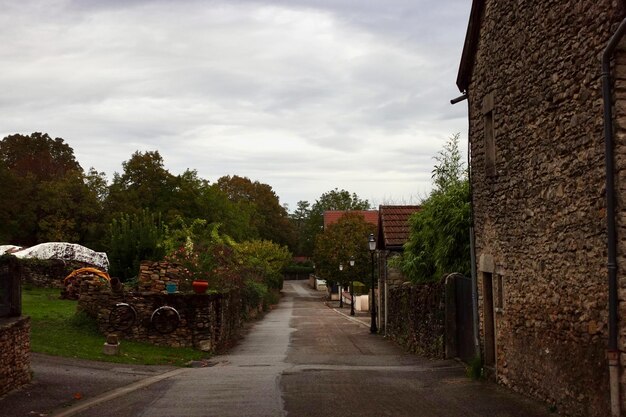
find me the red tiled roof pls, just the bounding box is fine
[323,210,379,229]
[378,205,421,251]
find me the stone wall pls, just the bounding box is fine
[612,20,626,415]
[79,260,254,352]
[138,261,185,293]
[386,280,445,358]
[0,317,31,397]
[79,285,242,352]
[465,1,624,416]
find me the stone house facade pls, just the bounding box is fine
[456,1,626,416]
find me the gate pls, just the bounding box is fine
[454,275,475,362]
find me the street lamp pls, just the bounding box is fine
[338,263,344,308]
[349,256,355,316]
[368,233,377,333]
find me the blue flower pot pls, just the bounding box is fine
[166,282,177,294]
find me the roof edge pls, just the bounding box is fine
[456,0,485,92]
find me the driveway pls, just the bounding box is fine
[1,281,556,417]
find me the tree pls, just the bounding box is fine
[0,132,81,181]
[0,133,101,246]
[313,212,376,288]
[107,210,168,281]
[399,134,471,282]
[302,189,370,256]
[215,175,295,248]
[289,200,311,256]
[234,239,291,290]
[106,150,176,218]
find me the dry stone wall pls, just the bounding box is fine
[79,261,253,352]
[466,1,624,416]
[0,317,31,396]
[386,280,445,358]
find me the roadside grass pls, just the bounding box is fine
[23,287,209,366]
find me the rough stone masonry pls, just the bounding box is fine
[459,1,626,416]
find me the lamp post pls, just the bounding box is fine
[338,263,344,308]
[368,233,377,334]
[349,256,355,316]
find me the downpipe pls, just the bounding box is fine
[601,16,626,417]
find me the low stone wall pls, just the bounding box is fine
[79,260,257,352]
[79,284,243,352]
[138,261,185,293]
[386,280,446,358]
[0,317,31,396]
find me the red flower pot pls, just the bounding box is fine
[192,280,209,294]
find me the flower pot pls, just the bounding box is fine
[166,282,177,294]
[192,280,209,294]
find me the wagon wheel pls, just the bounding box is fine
[109,303,137,331]
[151,306,180,334]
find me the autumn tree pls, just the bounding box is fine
[301,189,370,256]
[313,212,376,287]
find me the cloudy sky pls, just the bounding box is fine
[1,0,471,211]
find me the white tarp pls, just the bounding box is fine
[0,245,23,255]
[12,242,109,270]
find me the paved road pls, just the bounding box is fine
[10,280,554,417]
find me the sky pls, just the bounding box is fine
[0,0,471,212]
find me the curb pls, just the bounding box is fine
[325,302,370,328]
[50,367,189,417]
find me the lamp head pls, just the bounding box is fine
[368,233,376,252]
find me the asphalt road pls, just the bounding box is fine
[1,281,555,417]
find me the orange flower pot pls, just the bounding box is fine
[192,280,209,294]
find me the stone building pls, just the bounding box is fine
[455,1,626,416]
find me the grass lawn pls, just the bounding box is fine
[23,287,209,366]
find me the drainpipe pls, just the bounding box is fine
[602,16,626,417]
[383,251,391,337]
[451,92,481,358]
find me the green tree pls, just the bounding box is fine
[215,175,295,248]
[107,210,168,281]
[399,134,471,282]
[302,189,370,256]
[0,132,82,180]
[235,239,291,290]
[289,200,311,256]
[0,133,101,246]
[313,212,376,288]
[106,150,176,218]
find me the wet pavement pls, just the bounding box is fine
[0,281,556,417]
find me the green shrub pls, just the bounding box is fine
[466,356,483,380]
[107,210,167,281]
[263,289,280,310]
[352,281,369,295]
[243,279,268,310]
